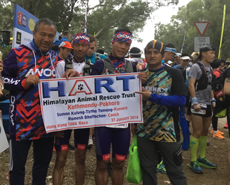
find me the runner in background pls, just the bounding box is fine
[58,41,73,60]
[128,47,146,69]
[2,18,78,185]
[84,35,107,147]
[53,33,92,185]
[188,45,217,174]
[135,40,187,185]
[163,43,178,63]
[85,35,107,64]
[172,53,181,67]
[173,53,190,80]
[210,59,224,139]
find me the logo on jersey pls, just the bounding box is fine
[25,68,56,77]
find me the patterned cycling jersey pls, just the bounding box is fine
[2,41,59,141]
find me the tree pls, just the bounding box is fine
[1,0,179,53]
[155,0,230,59]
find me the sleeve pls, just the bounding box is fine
[131,62,137,72]
[90,60,104,75]
[169,68,187,96]
[55,60,65,78]
[189,64,201,80]
[148,94,186,107]
[2,49,28,91]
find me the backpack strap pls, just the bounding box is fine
[102,58,115,74]
[82,60,93,76]
[124,59,134,73]
[95,52,101,62]
[64,56,73,71]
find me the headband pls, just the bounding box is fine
[165,47,177,54]
[112,31,132,44]
[73,33,90,46]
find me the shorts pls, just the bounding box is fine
[95,126,130,161]
[55,128,89,151]
[187,103,212,117]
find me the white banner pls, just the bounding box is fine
[0,118,9,153]
[39,74,143,133]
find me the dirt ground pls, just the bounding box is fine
[0,118,230,185]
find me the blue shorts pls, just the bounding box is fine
[94,126,130,161]
[55,128,89,151]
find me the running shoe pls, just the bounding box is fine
[189,161,203,174]
[197,157,217,169]
[213,132,225,139]
[157,161,167,174]
[210,130,224,135]
[224,123,228,129]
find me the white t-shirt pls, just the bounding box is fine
[55,59,85,78]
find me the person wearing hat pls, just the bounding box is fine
[135,40,188,185]
[58,41,73,60]
[172,53,181,67]
[90,27,146,185]
[173,53,191,80]
[128,47,146,69]
[188,44,216,174]
[53,33,92,185]
[163,43,178,63]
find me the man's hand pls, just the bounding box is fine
[135,87,152,100]
[25,75,39,88]
[0,59,3,72]
[193,104,201,112]
[136,62,144,70]
[54,131,64,138]
[138,72,147,85]
[62,69,79,80]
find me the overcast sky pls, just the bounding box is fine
[132,0,192,52]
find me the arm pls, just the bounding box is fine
[189,77,196,98]
[148,94,186,107]
[55,61,65,78]
[2,49,28,91]
[224,77,230,95]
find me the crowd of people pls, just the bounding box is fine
[0,17,230,185]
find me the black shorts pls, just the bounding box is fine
[187,103,212,117]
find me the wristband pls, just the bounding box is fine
[211,98,216,103]
[192,97,198,105]
[211,98,216,106]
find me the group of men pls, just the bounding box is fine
[0,17,229,185]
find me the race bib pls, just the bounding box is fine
[191,103,207,115]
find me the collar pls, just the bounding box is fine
[29,40,50,56]
[149,64,165,72]
[109,54,125,62]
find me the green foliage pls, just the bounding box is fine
[1,0,178,54]
[0,45,11,60]
[155,0,230,59]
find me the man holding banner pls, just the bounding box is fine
[135,40,188,185]
[90,27,146,185]
[2,18,78,185]
[53,33,92,185]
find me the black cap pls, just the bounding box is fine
[130,47,142,57]
[198,44,215,60]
